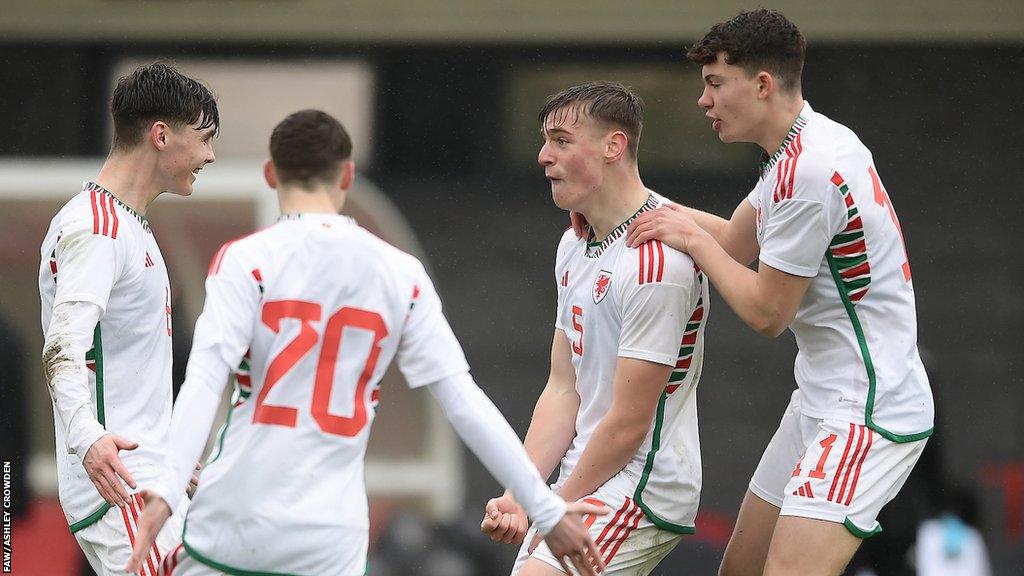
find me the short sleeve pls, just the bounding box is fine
[52,222,123,312]
[553,229,578,332]
[397,266,470,388]
[617,244,696,366]
[757,161,841,278]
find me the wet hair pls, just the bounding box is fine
[538,81,644,159]
[110,62,219,151]
[269,109,353,187]
[686,8,806,92]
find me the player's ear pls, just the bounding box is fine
[605,131,628,164]
[263,160,279,189]
[757,71,774,100]
[339,160,355,192]
[150,121,169,151]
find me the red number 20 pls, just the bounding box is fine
[254,300,387,437]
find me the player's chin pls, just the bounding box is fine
[169,177,195,197]
[550,188,577,212]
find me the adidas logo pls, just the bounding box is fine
[792,482,815,499]
[145,251,155,268]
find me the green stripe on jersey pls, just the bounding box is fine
[826,254,932,443]
[632,391,697,535]
[92,323,105,426]
[69,502,111,533]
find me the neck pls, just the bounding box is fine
[278,185,345,215]
[94,150,164,216]
[758,94,806,155]
[582,164,649,241]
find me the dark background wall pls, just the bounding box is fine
[2,41,1021,573]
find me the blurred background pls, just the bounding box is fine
[1,1,1021,574]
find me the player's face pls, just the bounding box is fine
[159,116,216,197]
[697,52,763,144]
[538,108,607,212]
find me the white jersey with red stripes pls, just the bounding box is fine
[553,192,708,534]
[38,181,174,531]
[746,101,933,442]
[179,213,469,575]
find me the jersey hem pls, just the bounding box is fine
[68,502,111,533]
[183,529,306,576]
[844,517,884,539]
[757,253,818,278]
[617,348,677,367]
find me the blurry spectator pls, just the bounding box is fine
[915,486,992,576]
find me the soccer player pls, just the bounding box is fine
[39,62,218,575]
[125,109,606,576]
[481,82,709,575]
[624,9,935,576]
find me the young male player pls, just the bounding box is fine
[624,9,934,575]
[482,82,709,575]
[39,62,218,575]
[125,109,606,576]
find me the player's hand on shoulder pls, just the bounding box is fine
[125,489,172,573]
[82,433,138,508]
[541,499,610,575]
[480,493,529,544]
[627,204,705,253]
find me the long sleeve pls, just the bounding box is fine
[428,372,566,534]
[151,243,261,510]
[42,300,107,456]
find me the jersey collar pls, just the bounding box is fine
[278,212,357,226]
[759,101,812,178]
[83,181,150,232]
[585,192,659,259]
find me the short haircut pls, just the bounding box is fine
[538,81,644,159]
[686,8,806,92]
[111,62,219,151]
[269,109,353,187]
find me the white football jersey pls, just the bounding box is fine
[39,182,174,531]
[747,101,934,441]
[553,192,708,533]
[179,213,469,575]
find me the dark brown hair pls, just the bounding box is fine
[270,109,353,187]
[538,81,644,158]
[111,63,219,151]
[687,8,806,92]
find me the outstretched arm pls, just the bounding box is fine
[429,368,606,575]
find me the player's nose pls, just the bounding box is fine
[697,88,712,109]
[537,142,554,166]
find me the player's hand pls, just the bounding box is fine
[187,462,202,498]
[125,490,171,573]
[480,493,529,545]
[541,500,610,575]
[626,204,705,253]
[570,211,591,240]
[82,433,138,508]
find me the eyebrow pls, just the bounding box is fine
[704,74,723,82]
[541,126,573,137]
